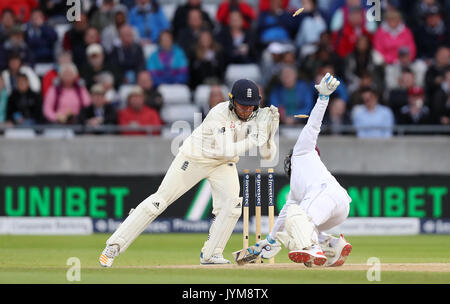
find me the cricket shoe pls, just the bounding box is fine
[288,245,327,266]
[200,252,231,265]
[321,234,352,267]
[99,244,119,267]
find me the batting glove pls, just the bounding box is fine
[315,73,340,97]
[253,236,282,259]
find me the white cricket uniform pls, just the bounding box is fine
[269,96,351,243]
[107,101,276,258]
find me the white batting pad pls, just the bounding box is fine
[202,197,243,260]
[106,194,168,253]
[285,205,315,250]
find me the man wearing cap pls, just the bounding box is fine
[79,83,118,134]
[99,79,279,266]
[397,86,431,126]
[80,43,121,89]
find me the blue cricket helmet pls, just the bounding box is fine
[228,79,261,121]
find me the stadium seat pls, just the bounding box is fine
[55,24,70,42]
[143,43,158,60]
[160,104,201,125]
[161,3,177,22]
[34,63,54,77]
[224,64,262,88]
[42,128,75,139]
[4,128,36,138]
[157,84,191,105]
[203,3,219,21]
[118,84,136,108]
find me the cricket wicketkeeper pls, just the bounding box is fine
[99,79,279,267]
[238,73,353,267]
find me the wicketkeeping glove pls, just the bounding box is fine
[315,72,340,97]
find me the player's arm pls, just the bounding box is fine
[205,108,272,157]
[293,73,340,156]
[259,106,279,161]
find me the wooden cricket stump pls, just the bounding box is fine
[240,168,276,265]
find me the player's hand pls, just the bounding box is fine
[253,236,282,259]
[314,73,340,96]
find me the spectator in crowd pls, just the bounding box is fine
[385,46,428,91]
[330,0,377,34]
[351,87,394,138]
[301,31,345,81]
[424,46,450,102]
[201,84,225,117]
[188,30,226,90]
[129,0,169,44]
[1,26,34,68]
[176,8,209,55]
[345,34,384,94]
[97,71,120,107]
[216,10,255,65]
[0,0,39,23]
[323,97,351,135]
[118,85,162,135]
[137,70,163,113]
[90,0,117,32]
[0,9,16,45]
[172,0,214,38]
[79,83,117,133]
[295,0,327,58]
[1,53,40,94]
[208,84,225,110]
[217,0,256,31]
[0,76,9,123]
[147,30,188,86]
[43,63,90,124]
[269,65,314,125]
[73,25,102,71]
[259,0,290,13]
[388,68,416,117]
[397,86,431,125]
[315,64,349,103]
[431,66,450,124]
[373,9,416,65]
[348,71,378,108]
[256,0,297,50]
[5,73,42,125]
[260,41,295,86]
[24,8,58,63]
[39,0,68,24]
[102,4,140,54]
[110,25,146,84]
[80,43,121,90]
[414,4,449,60]
[42,51,73,98]
[62,13,90,67]
[331,5,373,58]
[412,0,441,25]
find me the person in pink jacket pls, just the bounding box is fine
[373,9,416,65]
[43,63,90,124]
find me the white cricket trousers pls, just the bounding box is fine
[107,151,241,255]
[270,182,351,242]
[156,152,240,216]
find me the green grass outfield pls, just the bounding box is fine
[0,234,450,284]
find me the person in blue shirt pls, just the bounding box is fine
[351,87,395,138]
[129,0,169,43]
[269,65,314,125]
[146,30,188,86]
